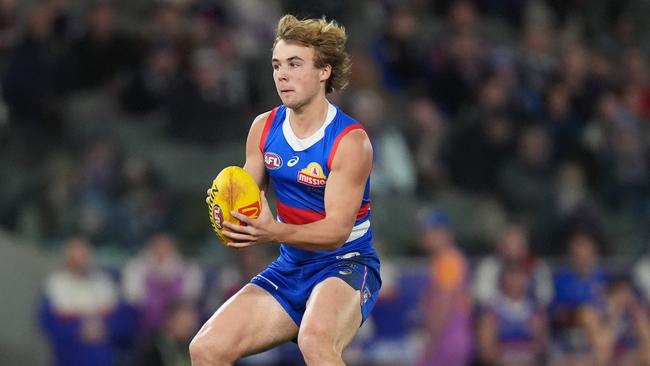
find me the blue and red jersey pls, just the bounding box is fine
[258,103,376,263]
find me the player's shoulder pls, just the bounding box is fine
[333,107,369,139]
[249,107,282,134]
[251,110,273,128]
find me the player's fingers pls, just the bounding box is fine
[227,241,255,248]
[205,189,212,204]
[260,190,269,210]
[230,210,252,224]
[223,220,254,234]
[222,230,254,242]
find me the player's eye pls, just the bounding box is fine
[272,64,280,70]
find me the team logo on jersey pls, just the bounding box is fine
[212,205,224,229]
[297,162,327,187]
[264,152,282,170]
[238,201,261,217]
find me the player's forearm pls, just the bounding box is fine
[272,218,352,251]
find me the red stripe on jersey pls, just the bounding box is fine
[327,124,364,170]
[356,202,371,221]
[258,107,279,153]
[276,199,325,225]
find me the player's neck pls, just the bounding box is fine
[288,97,329,139]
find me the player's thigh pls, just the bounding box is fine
[299,277,362,352]
[194,283,298,357]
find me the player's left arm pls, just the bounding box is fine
[223,129,372,250]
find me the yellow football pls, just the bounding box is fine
[207,166,261,244]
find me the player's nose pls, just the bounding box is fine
[276,65,289,81]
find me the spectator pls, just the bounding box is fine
[448,75,517,193]
[632,241,650,306]
[473,223,553,307]
[355,240,421,366]
[426,1,491,116]
[498,125,555,243]
[120,41,181,115]
[166,47,246,144]
[2,1,63,141]
[122,233,203,336]
[347,88,416,196]
[550,230,609,365]
[476,264,549,366]
[579,276,650,366]
[39,237,134,366]
[416,210,473,366]
[371,6,424,92]
[584,90,648,214]
[405,96,448,195]
[0,0,18,56]
[115,157,173,246]
[62,1,140,92]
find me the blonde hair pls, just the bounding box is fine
[274,14,352,93]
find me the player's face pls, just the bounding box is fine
[272,40,330,109]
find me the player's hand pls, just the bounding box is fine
[222,190,278,248]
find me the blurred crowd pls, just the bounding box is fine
[1,0,650,365]
[39,216,650,366]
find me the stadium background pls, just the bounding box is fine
[1,0,650,365]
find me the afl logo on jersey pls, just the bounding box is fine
[297,162,327,187]
[264,152,282,170]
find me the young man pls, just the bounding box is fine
[190,15,381,366]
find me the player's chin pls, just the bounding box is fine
[279,95,300,109]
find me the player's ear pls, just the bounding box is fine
[319,64,332,82]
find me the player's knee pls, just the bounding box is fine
[189,332,240,365]
[298,328,341,364]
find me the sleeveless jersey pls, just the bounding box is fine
[259,103,375,264]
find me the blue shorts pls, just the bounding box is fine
[250,253,381,326]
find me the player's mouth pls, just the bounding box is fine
[280,89,295,94]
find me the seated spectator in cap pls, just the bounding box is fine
[39,237,134,366]
[473,224,553,307]
[416,210,473,366]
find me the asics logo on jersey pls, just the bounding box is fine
[287,156,299,167]
[297,162,327,187]
[264,152,282,169]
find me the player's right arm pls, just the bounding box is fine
[242,111,271,190]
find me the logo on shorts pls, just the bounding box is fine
[362,287,371,304]
[264,152,282,170]
[212,205,224,229]
[297,162,327,187]
[337,263,356,276]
